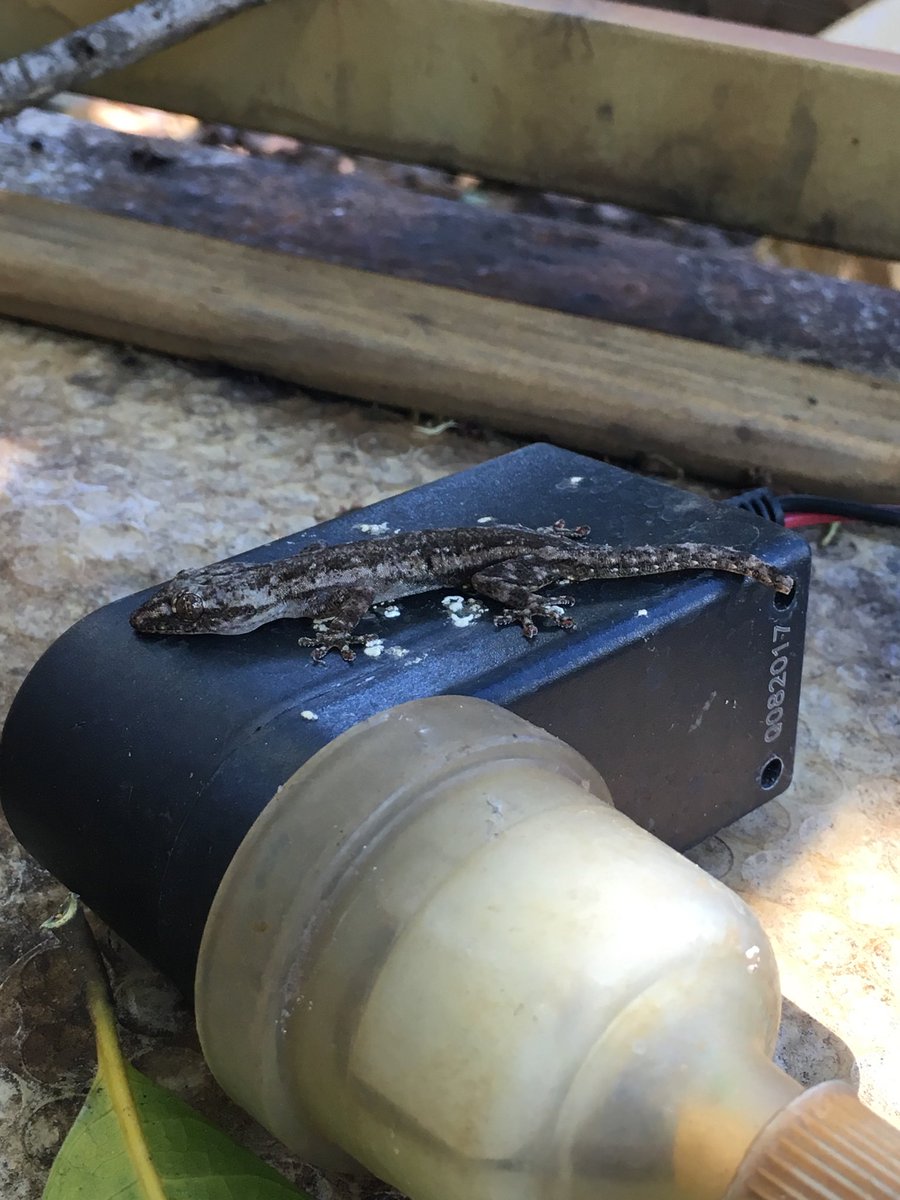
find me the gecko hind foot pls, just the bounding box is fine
[536,520,591,540]
[298,631,373,663]
[494,602,577,639]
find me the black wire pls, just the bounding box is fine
[723,488,784,524]
[779,496,900,527]
[725,488,900,528]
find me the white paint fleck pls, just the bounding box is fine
[688,689,719,733]
[363,638,385,657]
[441,594,486,627]
[569,476,584,485]
[300,710,318,721]
[381,605,402,618]
[386,646,409,658]
[354,522,389,535]
[449,610,480,627]
[637,608,649,617]
[477,516,496,524]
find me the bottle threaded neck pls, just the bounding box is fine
[727,1082,900,1200]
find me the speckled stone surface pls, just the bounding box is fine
[0,317,897,1198]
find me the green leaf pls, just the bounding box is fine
[41,897,307,1200]
[44,1063,305,1200]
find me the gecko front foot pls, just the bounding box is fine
[298,631,373,663]
[494,599,577,640]
[535,520,591,540]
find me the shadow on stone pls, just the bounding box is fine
[776,996,860,1091]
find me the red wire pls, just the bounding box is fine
[784,513,853,529]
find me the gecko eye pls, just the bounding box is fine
[172,590,202,619]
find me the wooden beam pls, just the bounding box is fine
[0,192,896,499]
[3,1,900,258]
[4,111,900,382]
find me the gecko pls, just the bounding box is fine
[129,521,794,662]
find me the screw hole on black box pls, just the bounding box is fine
[773,583,796,611]
[760,756,783,790]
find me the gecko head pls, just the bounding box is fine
[129,564,283,636]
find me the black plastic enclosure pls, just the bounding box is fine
[0,445,809,992]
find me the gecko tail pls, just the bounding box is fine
[587,544,794,595]
[678,544,795,595]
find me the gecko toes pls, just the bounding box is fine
[494,606,577,637]
[493,613,536,636]
[537,520,591,540]
[300,631,370,663]
[301,639,331,664]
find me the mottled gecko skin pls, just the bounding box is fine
[130,521,794,661]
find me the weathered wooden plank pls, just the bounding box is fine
[758,0,900,287]
[3,0,900,258]
[3,111,900,383]
[1,193,896,497]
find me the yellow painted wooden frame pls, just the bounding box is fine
[3,0,900,258]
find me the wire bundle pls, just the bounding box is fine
[726,488,900,530]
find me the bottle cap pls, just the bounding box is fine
[727,1082,900,1200]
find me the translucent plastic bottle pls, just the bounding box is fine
[196,696,899,1200]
